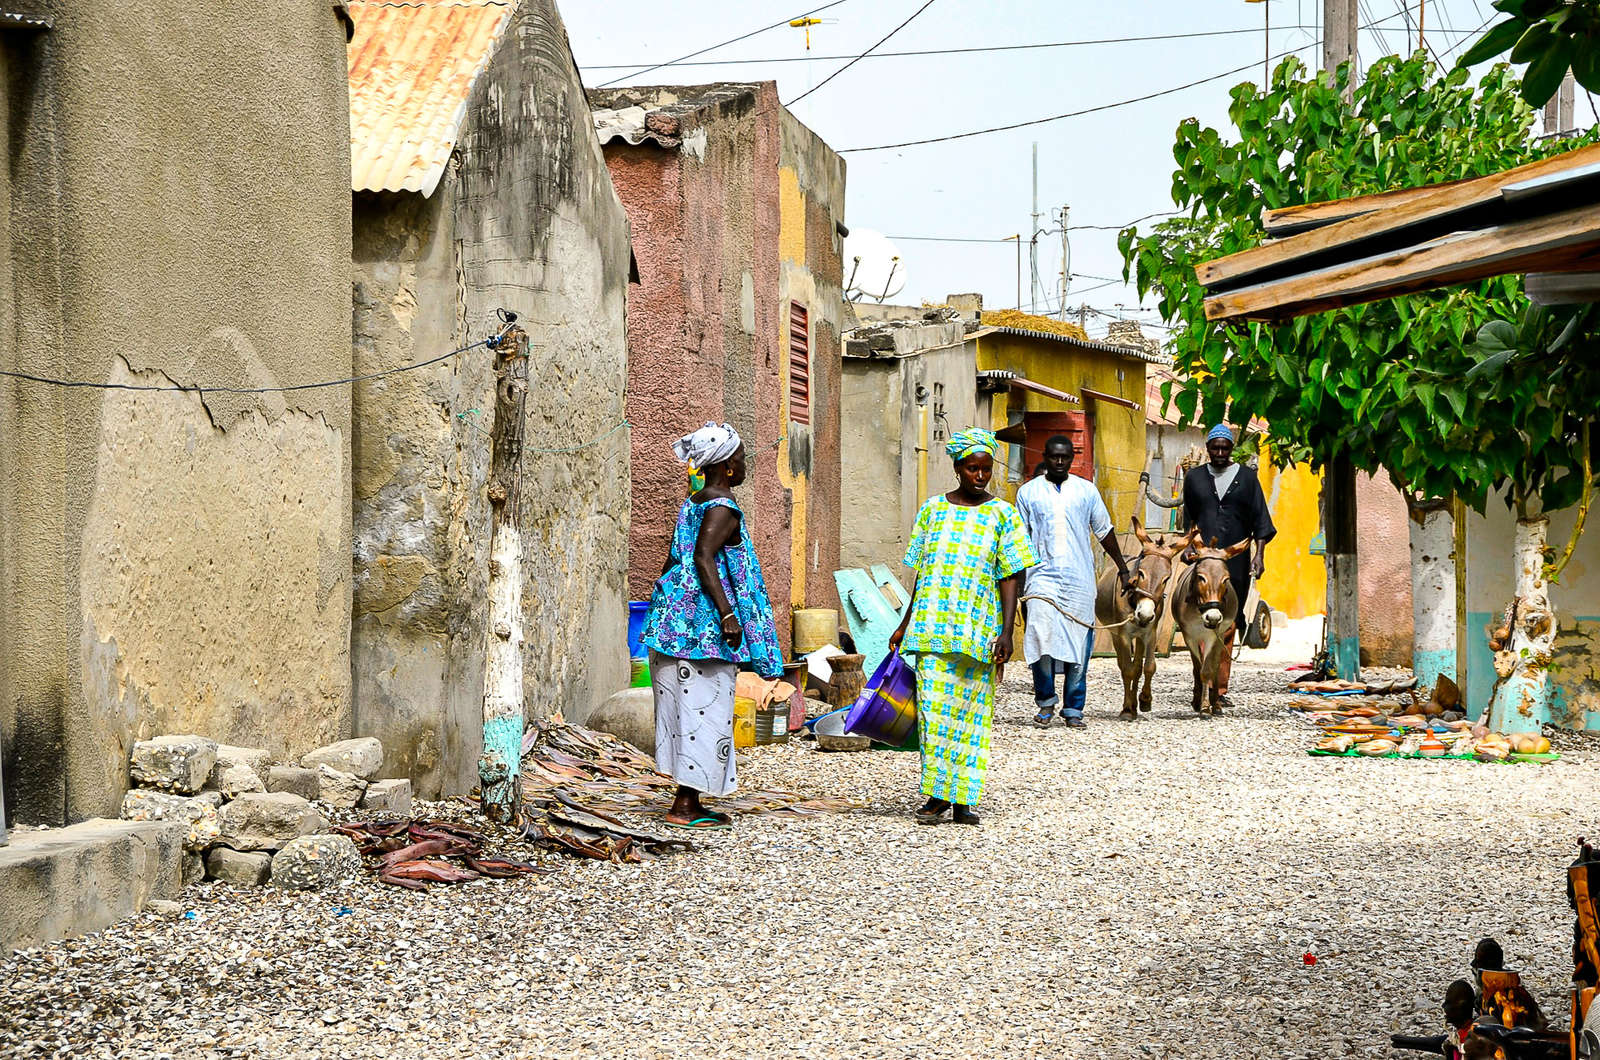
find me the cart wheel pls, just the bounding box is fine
[1245,601,1272,649]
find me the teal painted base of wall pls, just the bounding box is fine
[1331,636,1359,682]
[1413,649,1453,695]
[1465,610,1600,728]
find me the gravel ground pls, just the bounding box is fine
[5,658,1599,1059]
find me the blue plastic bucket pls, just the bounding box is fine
[627,601,650,660]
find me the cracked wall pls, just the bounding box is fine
[350,0,631,796]
[0,3,352,824]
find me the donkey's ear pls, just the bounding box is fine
[1208,535,1219,549]
[1132,517,1152,546]
[1222,537,1251,558]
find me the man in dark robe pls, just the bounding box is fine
[1181,424,1276,707]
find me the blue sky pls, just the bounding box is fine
[564,0,1507,339]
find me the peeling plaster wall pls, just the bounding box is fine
[1,5,352,825]
[604,87,780,629]
[350,0,632,796]
[1462,497,1600,726]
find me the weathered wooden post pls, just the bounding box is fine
[480,322,529,823]
[1324,454,1361,681]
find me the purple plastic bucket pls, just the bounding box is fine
[843,652,917,745]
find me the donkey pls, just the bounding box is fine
[1170,537,1252,716]
[1094,519,1194,719]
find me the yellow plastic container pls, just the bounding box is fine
[792,608,840,655]
[733,695,758,749]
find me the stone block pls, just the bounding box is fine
[182,852,204,886]
[0,819,184,954]
[585,688,655,756]
[300,738,383,780]
[314,764,366,809]
[209,762,265,799]
[271,834,361,891]
[210,744,272,785]
[205,847,273,887]
[266,765,320,800]
[129,735,219,794]
[359,779,412,815]
[217,793,326,852]
[119,789,221,851]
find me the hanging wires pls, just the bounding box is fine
[786,0,941,105]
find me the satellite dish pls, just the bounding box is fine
[843,228,906,303]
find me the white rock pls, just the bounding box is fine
[119,789,221,851]
[217,792,327,852]
[359,778,412,815]
[129,735,218,794]
[210,761,265,798]
[208,744,272,787]
[300,738,383,780]
[270,834,362,891]
[315,764,367,809]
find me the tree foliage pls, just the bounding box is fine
[1119,52,1598,514]
[1458,0,1600,106]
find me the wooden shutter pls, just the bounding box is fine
[788,301,810,425]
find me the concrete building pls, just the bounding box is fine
[591,83,846,649]
[839,300,1158,578]
[347,0,633,797]
[0,5,354,825]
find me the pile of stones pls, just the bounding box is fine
[118,735,412,892]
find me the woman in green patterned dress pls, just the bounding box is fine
[888,428,1037,826]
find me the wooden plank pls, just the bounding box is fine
[1260,178,1479,236]
[1081,386,1141,410]
[1200,143,1600,290]
[1007,376,1082,405]
[1203,200,1600,322]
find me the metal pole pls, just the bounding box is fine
[1417,0,1424,53]
[1012,235,1022,310]
[1059,205,1070,320]
[1030,142,1039,311]
[1264,0,1270,85]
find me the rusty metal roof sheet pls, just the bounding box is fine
[347,0,513,196]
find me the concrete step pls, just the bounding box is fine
[0,818,184,954]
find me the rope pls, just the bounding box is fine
[1019,593,1136,631]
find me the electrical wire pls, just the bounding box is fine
[594,0,852,88]
[786,0,941,106]
[582,26,1325,71]
[0,328,510,395]
[839,7,1414,153]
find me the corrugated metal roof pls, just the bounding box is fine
[969,325,1171,365]
[589,84,760,152]
[347,0,514,196]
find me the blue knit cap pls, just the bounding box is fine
[1207,424,1236,444]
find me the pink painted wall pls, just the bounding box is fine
[604,85,795,647]
[1357,471,1414,667]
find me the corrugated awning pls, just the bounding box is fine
[1199,143,1600,322]
[977,370,1080,405]
[346,0,514,196]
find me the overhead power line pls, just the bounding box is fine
[594,0,852,88]
[839,8,1414,153]
[786,0,941,105]
[582,26,1324,71]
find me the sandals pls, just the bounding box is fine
[663,816,731,830]
[914,798,950,825]
[1032,710,1055,728]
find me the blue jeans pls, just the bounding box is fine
[1031,628,1093,718]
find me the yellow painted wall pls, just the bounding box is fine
[1255,451,1326,620]
[777,166,810,610]
[972,331,1148,530]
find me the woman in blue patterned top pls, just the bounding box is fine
[889,428,1037,826]
[641,422,783,829]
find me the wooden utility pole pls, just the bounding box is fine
[1322,0,1362,680]
[480,321,528,823]
[1545,71,1576,136]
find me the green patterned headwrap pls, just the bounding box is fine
[945,428,997,462]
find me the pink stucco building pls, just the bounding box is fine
[591,83,847,649]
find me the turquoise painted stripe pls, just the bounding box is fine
[1413,649,1454,693]
[1465,610,1600,727]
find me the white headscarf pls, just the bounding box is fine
[672,421,742,471]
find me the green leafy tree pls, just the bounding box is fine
[1119,51,1600,728]
[1458,0,1600,107]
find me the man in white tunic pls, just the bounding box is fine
[1015,435,1132,729]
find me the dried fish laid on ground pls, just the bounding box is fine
[517,717,861,820]
[332,818,556,890]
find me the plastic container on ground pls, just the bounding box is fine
[734,695,757,749]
